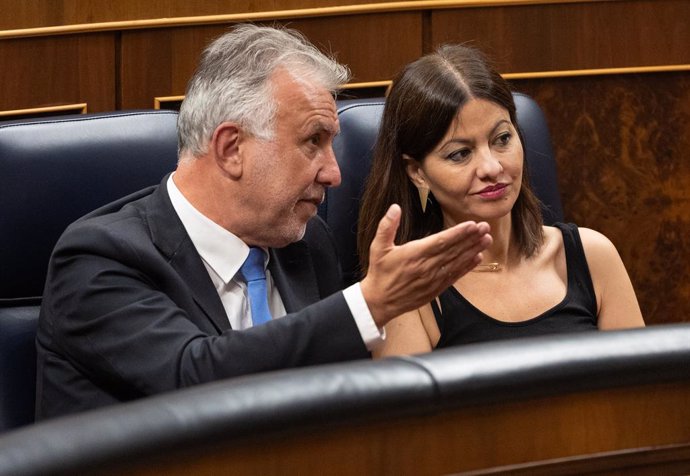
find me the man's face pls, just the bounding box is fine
[240,68,341,248]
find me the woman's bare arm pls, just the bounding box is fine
[579,227,645,330]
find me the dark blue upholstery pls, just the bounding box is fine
[0,110,179,432]
[0,307,39,432]
[0,110,179,301]
[322,94,564,285]
[512,92,564,224]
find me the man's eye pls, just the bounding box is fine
[309,135,320,146]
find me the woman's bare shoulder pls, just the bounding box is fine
[576,226,621,265]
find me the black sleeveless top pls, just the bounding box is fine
[433,223,598,348]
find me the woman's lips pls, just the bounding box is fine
[475,183,508,199]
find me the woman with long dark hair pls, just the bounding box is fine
[357,45,644,356]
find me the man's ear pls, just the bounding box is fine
[403,153,426,187]
[211,122,243,179]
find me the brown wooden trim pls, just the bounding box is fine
[0,0,617,39]
[154,96,184,109]
[504,64,690,79]
[0,103,88,118]
[354,64,690,87]
[152,63,690,107]
[344,80,392,89]
[350,64,690,89]
[456,442,690,475]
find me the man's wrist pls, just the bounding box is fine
[342,283,385,351]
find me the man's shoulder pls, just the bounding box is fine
[61,185,161,247]
[80,185,159,223]
[302,215,338,254]
[304,214,331,237]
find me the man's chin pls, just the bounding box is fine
[297,199,319,218]
[267,222,308,249]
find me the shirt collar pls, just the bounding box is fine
[166,174,268,284]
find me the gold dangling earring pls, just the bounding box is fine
[417,186,429,213]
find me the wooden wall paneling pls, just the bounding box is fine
[430,0,690,73]
[277,13,423,84]
[0,33,116,114]
[120,13,422,109]
[0,0,67,30]
[120,27,222,110]
[0,0,381,30]
[513,71,690,325]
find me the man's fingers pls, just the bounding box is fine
[405,225,491,287]
[433,239,487,282]
[419,220,481,252]
[361,215,492,325]
[412,221,490,264]
[369,204,401,258]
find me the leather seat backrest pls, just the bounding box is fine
[0,306,40,432]
[0,110,179,432]
[0,110,179,301]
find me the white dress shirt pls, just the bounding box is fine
[167,175,383,350]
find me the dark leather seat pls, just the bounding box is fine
[0,306,38,432]
[0,110,179,432]
[321,94,564,285]
[0,110,179,301]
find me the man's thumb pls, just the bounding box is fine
[370,204,401,256]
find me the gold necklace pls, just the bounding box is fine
[472,262,502,272]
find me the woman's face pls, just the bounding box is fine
[406,98,523,227]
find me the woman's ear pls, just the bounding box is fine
[404,154,431,212]
[403,153,426,187]
[211,122,243,179]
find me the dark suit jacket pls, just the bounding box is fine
[36,176,369,419]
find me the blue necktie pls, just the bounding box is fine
[240,247,272,326]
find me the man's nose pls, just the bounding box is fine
[318,146,342,187]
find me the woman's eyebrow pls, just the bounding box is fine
[437,118,512,150]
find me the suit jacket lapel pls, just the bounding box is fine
[146,175,230,332]
[270,241,320,313]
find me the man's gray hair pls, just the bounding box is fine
[177,23,351,158]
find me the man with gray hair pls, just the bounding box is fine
[36,24,491,419]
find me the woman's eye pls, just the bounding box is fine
[447,149,471,162]
[495,132,512,147]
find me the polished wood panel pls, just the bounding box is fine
[92,381,690,475]
[120,27,210,110]
[459,443,690,475]
[0,0,385,30]
[286,14,423,83]
[0,1,608,31]
[513,71,690,325]
[120,14,422,109]
[431,0,690,72]
[0,33,115,113]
